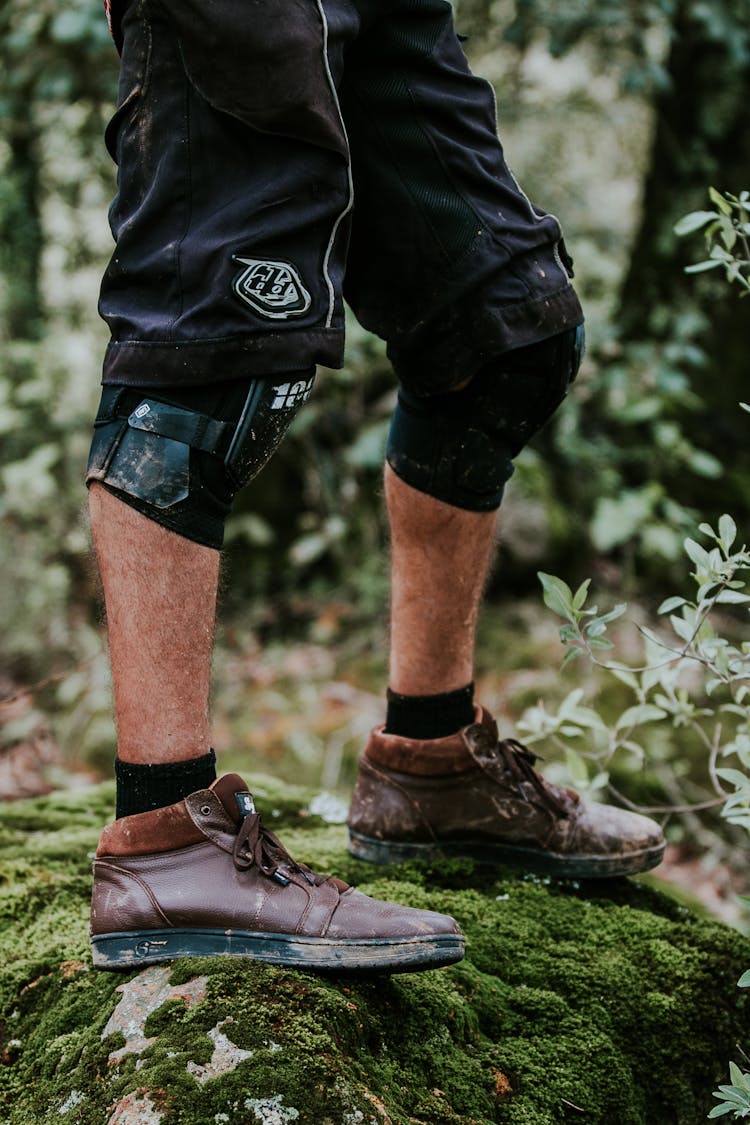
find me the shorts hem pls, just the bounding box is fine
[389,285,584,395]
[102,329,344,386]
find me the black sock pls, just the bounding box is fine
[114,749,217,819]
[384,683,475,740]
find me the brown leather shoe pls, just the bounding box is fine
[90,774,464,972]
[347,710,666,877]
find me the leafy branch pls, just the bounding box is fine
[675,189,750,295]
[520,515,750,828]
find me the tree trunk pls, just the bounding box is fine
[618,0,750,510]
[0,107,44,341]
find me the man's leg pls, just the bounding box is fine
[88,441,465,973]
[343,3,663,876]
[89,483,217,767]
[85,0,466,974]
[386,465,495,697]
[87,416,464,974]
[88,484,220,819]
[347,335,666,877]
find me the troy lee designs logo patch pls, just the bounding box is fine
[232,257,312,319]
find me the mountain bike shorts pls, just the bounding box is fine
[99,0,583,397]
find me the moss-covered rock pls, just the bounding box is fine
[0,778,748,1124]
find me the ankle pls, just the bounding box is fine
[384,682,475,740]
[114,749,217,818]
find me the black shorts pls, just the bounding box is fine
[101,0,583,396]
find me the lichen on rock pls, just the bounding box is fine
[0,777,748,1124]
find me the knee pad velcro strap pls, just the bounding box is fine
[86,372,315,548]
[387,325,583,511]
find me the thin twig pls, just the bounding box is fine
[606,781,726,816]
[560,1098,586,1113]
[707,722,729,799]
[0,655,97,709]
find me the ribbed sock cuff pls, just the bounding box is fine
[384,682,475,740]
[115,749,217,819]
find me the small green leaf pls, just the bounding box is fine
[564,748,589,786]
[709,187,733,215]
[684,537,710,568]
[685,259,724,273]
[572,578,591,612]
[719,514,738,551]
[597,603,628,626]
[671,614,696,643]
[658,596,688,614]
[585,620,608,638]
[674,210,718,235]
[561,647,582,669]
[728,1062,749,1089]
[611,667,639,691]
[738,970,750,988]
[714,590,750,605]
[715,767,750,788]
[538,572,576,622]
[616,704,668,729]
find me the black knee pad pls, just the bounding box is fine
[86,371,315,548]
[386,325,584,510]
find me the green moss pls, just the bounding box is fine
[0,781,748,1124]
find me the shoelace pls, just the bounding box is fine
[232,813,326,887]
[470,729,572,819]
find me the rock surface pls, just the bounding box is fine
[0,778,748,1124]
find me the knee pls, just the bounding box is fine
[386,325,584,511]
[86,372,315,549]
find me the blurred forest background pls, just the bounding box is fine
[1,0,749,916]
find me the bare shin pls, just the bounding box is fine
[386,464,498,696]
[89,483,219,764]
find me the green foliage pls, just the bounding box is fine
[541,324,722,568]
[531,515,750,1118]
[676,189,750,295]
[708,1063,750,1119]
[528,519,750,818]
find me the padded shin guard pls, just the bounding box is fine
[86,372,315,548]
[387,326,584,510]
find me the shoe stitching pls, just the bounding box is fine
[93,861,173,928]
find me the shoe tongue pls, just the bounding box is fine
[209,774,256,824]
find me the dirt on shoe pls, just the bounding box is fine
[347,709,666,877]
[90,774,464,972]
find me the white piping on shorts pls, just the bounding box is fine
[316,0,354,329]
[507,163,570,286]
[486,78,570,287]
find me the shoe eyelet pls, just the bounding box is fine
[200,804,212,816]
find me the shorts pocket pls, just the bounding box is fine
[159,0,348,155]
[104,86,142,162]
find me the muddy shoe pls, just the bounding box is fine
[347,710,666,878]
[91,774,464,973]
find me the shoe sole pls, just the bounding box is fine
[347,830,666,878]
[90,928,465,973]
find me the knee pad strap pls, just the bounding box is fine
[387,325,584,511]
